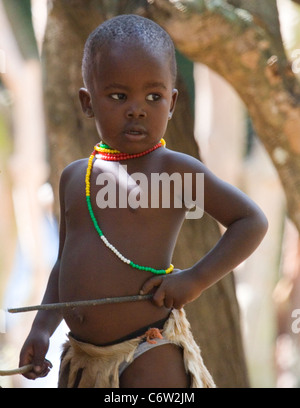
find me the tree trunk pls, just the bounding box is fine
[42,0,250,387]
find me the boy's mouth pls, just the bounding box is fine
[124,126,147,139]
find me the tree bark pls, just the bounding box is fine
[43,0,250,387]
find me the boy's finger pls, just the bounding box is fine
[140,276,163,295]
[32,346,48,374]
[33,359,52,377]
[33,365,43,374]
[163,294,174,309]
[33,356,46,371]
[152,291,166,307]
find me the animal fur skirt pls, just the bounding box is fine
[57,308,215,388]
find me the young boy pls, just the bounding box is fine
[19,15,268,388]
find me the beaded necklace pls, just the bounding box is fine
[85,138,174,275]
[94,138,166,160]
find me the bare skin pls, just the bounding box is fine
[19,40,268,387]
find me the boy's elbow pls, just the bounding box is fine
[255,209,268,239]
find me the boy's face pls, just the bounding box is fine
[79,41,178,154]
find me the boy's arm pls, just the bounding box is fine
[29,259,63,336]
[141,160,268,309]
[19,171,67,379]
[19,261,63,379]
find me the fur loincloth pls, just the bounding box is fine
[58,308,215,388]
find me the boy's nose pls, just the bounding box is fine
[126,103,147,119]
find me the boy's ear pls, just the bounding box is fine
[168,88,178,120]
[79,88,94,118]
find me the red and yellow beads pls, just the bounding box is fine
[85,139,174,275]
[93,139,165,161]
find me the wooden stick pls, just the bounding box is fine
[7,294,153,314]
[0,364,33,376]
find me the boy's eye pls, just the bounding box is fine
[110,93,126,100]
[146,93,161,102]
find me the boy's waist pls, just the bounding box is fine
[69,314,170,347]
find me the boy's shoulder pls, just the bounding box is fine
[62,158,88,175]
[59,158,88,185]
[162,147,206,173]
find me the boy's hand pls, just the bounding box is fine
[19,330,52,379]
[140,268,201,309]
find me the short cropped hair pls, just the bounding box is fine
[82,14,177,89]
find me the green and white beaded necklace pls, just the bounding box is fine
[85,139,174,275]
